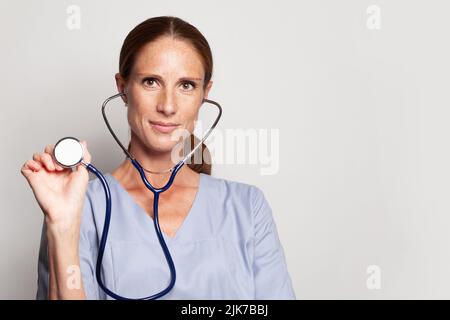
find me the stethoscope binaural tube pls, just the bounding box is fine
[54,93,222,300]
[102,92,222,174]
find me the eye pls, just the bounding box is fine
[142,77,158,88]
[181,81,196,91]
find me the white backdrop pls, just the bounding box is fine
[2,0,450,299]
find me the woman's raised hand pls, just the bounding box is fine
[20,140,92,232]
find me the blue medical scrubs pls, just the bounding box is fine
[36,173,296,299]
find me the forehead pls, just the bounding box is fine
[132,36,204,77]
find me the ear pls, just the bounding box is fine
[115,73,128,104]
[203,80,213,100]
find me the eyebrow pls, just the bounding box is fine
[136,73,203,82]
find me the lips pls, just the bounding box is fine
[149,121,180,134]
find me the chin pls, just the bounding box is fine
[147,137,182,154]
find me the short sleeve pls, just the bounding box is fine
[36,193,105,300]
[251,186,296,299]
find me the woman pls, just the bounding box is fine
[21,16,295,300]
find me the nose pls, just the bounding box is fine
[156,88,177,116]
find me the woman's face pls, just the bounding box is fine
[116,36,212,154]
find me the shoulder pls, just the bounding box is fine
[86,175,107,197]
[201,173,271,228]
[81,174,119,227]
[85,173,121,205]
[201,173,265,205]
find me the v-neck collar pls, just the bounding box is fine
[105,172,205,243]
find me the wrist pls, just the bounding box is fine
[45,219,81,247]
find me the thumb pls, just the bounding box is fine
[80,140,92,163]
[76,140,89,176]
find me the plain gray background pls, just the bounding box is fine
[2,0,450,299]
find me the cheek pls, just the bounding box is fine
[126,107,146,130]
[126,95,152,121]
[126,85,154,110]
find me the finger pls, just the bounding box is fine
[20,165,32,178]
[33,152,55,171]
[22,159,42,174]
[28,159,42,172]
[41,152,58,171]
[20,162,33,178]
[44,144,54,154]
[44,144,64,171]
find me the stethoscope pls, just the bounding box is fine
[52,92,222,300]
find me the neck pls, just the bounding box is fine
[113,137,196,189]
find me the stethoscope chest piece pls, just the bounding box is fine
[53,137,84,168]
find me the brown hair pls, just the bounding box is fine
[119,16,213,175]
